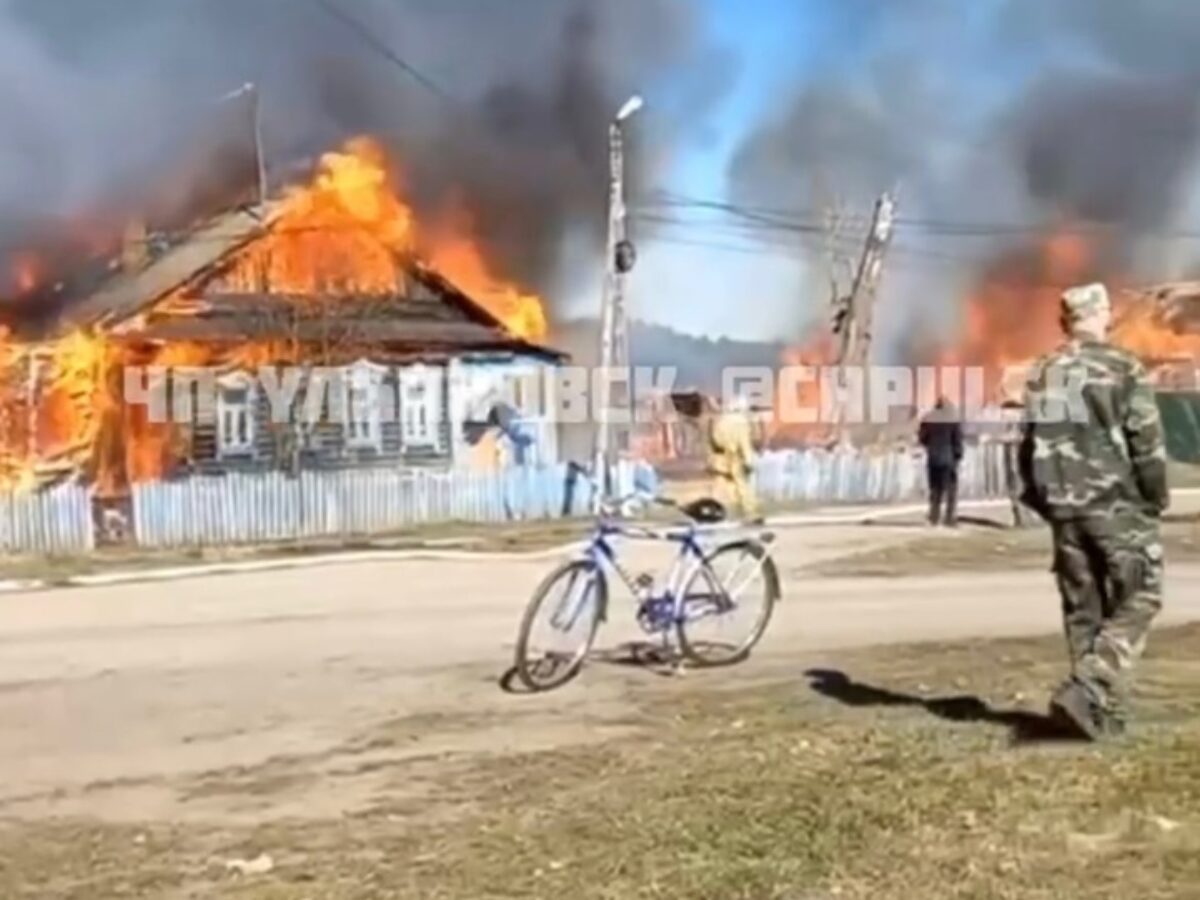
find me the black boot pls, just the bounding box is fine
[1048,678,1112,741]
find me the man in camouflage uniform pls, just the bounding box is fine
[1019,282,1170,740]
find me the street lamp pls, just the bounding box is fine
[593,95,644,510]
[616,95,644,123]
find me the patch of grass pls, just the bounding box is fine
[807,520,1200,578]
[0,520,595,584]
[3,627,1199,898]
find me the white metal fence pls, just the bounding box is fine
[754,442,1009,506]
[0,483,95,556]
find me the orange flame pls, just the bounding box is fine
[1112,301,1200,363]
[218,137,415,297]
[0,134,552,491]
[769,336,837,446]
[934,228,1200,402]
[8,252,45,297]
[213,136,548,342]
[426,199,548,342]
[939,231,1094,376]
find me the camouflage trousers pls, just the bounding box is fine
[1051,510,1165,717]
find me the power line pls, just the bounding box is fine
[311,0,459,107]
[640,190,1200,241]
[644,235,813,261]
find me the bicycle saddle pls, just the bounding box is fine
[681,497,727,524]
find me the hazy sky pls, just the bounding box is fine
[582,0,1200,346]
[8,0,1200,349]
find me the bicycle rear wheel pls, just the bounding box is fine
[677,539,779,667]
[514,559,607,692]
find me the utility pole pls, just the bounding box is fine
[217,83,268,211]
[829,191,897,440]
[593,96,643,508]
[834,191,896,367]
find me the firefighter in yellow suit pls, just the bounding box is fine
[706,394,763,523]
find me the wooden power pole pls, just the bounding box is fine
[828,191,897,441]
[833,191,896,367]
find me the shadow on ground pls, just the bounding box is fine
[860,515,1012,532]
[804,668,1084,745]
[592,641,682,677]
[499,642,685,694]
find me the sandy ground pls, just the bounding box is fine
[3,514,1200,825]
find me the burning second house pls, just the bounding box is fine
[0,137,565,495]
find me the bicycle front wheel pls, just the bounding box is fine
[514,559,607,692]
[677,539,779,667]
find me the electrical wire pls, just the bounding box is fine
[640,189,1200,241]
[311,0,460,107]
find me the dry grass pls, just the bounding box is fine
[3,626,1199,899]
[0,520,594,583]
[806,518,1200,579]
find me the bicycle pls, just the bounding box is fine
[512,489,781,692]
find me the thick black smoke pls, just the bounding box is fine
[728,58,948,223]
[0,0,730,307]
[734,1,1200,223]
[726,1,1200,354]
[1018,74,1200,232]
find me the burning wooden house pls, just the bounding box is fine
[1119,281,1200,389]
[0,137,566,496]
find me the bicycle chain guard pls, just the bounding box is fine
[636,596,674,634]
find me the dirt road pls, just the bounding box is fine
[3,519,1199,824]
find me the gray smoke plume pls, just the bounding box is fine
[0,0,731,310]
[727,0,1200,357]
[1017,73,1200,233]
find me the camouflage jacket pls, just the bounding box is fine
[1018,339,1169,520]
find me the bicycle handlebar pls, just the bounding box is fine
[597,492,676,517]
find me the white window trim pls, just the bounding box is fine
[216,371,257,459]
[399,363,444,453]
[343,359,387,452]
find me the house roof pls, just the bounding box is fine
[42,199,567,361]
[1129,281,1200,331]
[60,205,275,333]
[125,296,563,362]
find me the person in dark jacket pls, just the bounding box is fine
[918,397,964,527]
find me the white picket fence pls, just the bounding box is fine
[754,442,1009,506]
[0,483,95,555]
[0,445,1013,554]
[131,462,641,549]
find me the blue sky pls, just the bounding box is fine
[595,0,817,342]
[600,0,1017,343]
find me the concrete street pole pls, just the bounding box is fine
[593,96,643,510]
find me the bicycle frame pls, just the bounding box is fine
[578,515,768,630]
